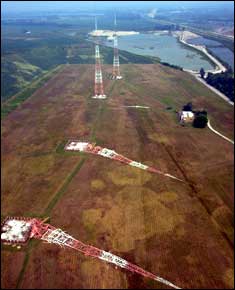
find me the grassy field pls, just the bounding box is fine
[1,65,64,119]
[2,22,159,102]
[1,64,234,289]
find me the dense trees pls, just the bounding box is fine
[205,71,234,102]
[199,65,234,102]
[193,114,208,128]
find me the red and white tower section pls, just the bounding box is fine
[93,44,106,99]
[64,141,184,182]
[92,16,106,99]
[1,216,181,289]
[112,14,122,80]
[112,35,122,80]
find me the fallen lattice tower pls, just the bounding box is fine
[64,141,184,182]
[1,216,181,289]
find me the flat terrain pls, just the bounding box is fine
[1,64,234,289]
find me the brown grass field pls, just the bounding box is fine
[1,64,234,289]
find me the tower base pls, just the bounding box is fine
[111,75,123,80]
[92,94,107,99]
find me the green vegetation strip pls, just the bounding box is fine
[123,76,147,100]
[16,239,41,289]
[13,69,115,287]
[90,103,107,143]
[1,65,64,119]
[44,157,87,215]
[15,157,86,289]
[90,81,116,143]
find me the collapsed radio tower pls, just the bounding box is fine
[1,216,181,289]
[64,141,184,182]
[112,13,122,80]
[92,17,106,99]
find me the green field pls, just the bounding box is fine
[1,20,160,102]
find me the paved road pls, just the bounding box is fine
[207,119,234,144]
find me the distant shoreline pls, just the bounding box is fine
[173,31,232,106]
[174,30,227,74]
[91,29,227,74]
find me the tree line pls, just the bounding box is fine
[200,68,234,102]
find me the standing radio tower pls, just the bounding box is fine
[92,16,106,99]
[112,13,122,80]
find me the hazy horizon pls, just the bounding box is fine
[2,1,234,15]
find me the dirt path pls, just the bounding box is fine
[208,119,234,144]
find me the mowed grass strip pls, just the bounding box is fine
[44,157,87,215]
[1,65,64,119]
[15,239,41,289]
[90,80,116,143]
[13,67,113,289]
[14,158,87,289]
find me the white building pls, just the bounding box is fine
[179,111,195,124]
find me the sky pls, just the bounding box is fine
[2,1,234,11]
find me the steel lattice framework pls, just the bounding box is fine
[112,35,122,79]
[1,217,181,289]
[93,17,106,99]
[112,14,122,80]
[64,141,184,182]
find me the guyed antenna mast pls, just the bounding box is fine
[92,12,106,99]
[112,12,122,80]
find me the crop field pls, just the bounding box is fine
[1,63,234,289]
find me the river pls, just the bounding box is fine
[103,33,216,71]
[187,36,234,71]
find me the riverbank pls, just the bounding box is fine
[174,31,234,106]
[174,30,227,74]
